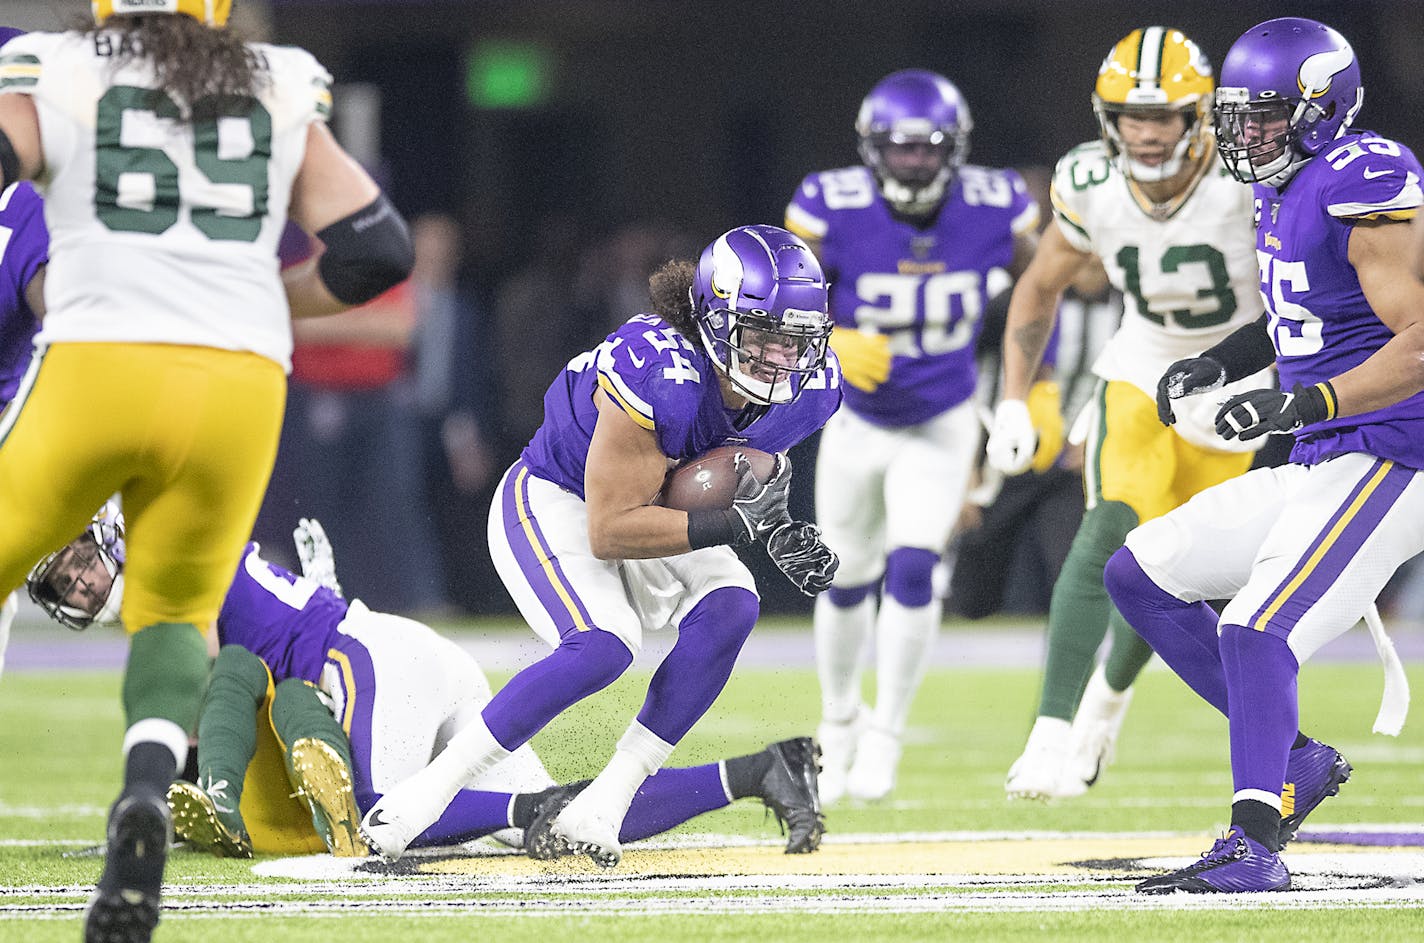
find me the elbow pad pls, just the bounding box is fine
[315,193,415,306]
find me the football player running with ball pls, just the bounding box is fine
[0,4,411,940]
[989,27,1271,800]
[360,225,840,868]
[785,70,1039,802]
[1110,17,1424,893]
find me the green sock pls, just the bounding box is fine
[123,622,210,732]
[1104,608,1155,692]
[271,677,354,773]
[1037,500,1138,719]
[195,644,269,831]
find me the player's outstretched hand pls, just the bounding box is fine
[1156,356,1227,426]
[731,452,793,543]
[766,521,838,595]
[294,517,343,597]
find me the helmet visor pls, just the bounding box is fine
[1215,99,1311,181]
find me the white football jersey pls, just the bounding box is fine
[0,31,332,371]
[1050,141,1267,450]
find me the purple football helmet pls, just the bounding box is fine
[692,225,830,406]
[1215,18,1363,186]
[856,69,972,215]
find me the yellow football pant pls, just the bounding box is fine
[1085,380,1254,523]
[0,342,285,632]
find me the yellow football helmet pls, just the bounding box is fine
[92,0,232,27]
[1092,26,1213,182]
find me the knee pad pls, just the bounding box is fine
[826,581,876,608]
[883,547,939,608]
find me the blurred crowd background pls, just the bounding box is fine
[9,0,1424,618]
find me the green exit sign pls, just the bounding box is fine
[466,41,551,109]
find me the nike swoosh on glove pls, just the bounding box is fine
[1214,382,1331,442]
[766,521,838,595]
[1156,356,1227,426]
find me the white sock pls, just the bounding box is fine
[0,592,15,678]
[423,717,510,799]
[814,593,874,723]
[578,722,675,820]
[123,718,188,775]
[869,595,940,736]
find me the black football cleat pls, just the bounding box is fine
[761,737,826,853]
[523,780,591,860]
[85,791,170,943]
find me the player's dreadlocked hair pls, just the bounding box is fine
[86,14,265,122]
[649,259,698,344]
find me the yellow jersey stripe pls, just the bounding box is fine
[597,373,656,430]
[327,648,357,736]
[514,467,592,632]
[1252,460,1394,632]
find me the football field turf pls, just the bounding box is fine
[1,618,1421,942]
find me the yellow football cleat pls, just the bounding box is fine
[166,780,253,859]
[286,738,368,857]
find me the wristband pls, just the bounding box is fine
[687,509,748,549]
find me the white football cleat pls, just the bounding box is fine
[550,788,624,868]
[1005,716,1084,800]
[815,713,861,805]
[845,724,902,801]
[358,772,449,861]
[1065,665,1134,789]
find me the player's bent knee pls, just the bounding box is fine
[681,586,759,659]
[883,546,939,607]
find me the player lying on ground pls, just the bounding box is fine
[28,515,826,858]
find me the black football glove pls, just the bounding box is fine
[1214,382,1332,442]
[730,452,792,544]
[1156,356,1227,426]
[766,520,838,596]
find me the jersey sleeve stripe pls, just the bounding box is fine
[596,372,656,430]
[784,203,828,240]
[1011,202,1041,236]
[1327,173,1423,219]
[0,55,39,89]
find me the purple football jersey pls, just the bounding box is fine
[1253,132,1424,467]
[521,313,842,497]
[217,544,349,684]
[787,164,1035,427]
[0,183,46,406]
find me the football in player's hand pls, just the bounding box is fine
[657,446,778,512]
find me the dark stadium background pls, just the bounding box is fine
[7,0,1424,614]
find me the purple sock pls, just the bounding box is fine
[826,581,875,608]
[883,547,939,607]
[619,763,729,843]
[1105,548,1229,715]
[482,627,633,750]
[1221,625,1298,798]
[636,587,759,744]
[409,788,514,848]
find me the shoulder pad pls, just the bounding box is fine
[1316,135,1424,220]
[596,316,707,432]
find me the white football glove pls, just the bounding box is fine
[986,399,1037,476]
[294,518,343,597]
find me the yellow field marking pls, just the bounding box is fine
[416,837,1404,879]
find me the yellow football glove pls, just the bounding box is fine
[1026,380,1065,473]
[829,327,891,393]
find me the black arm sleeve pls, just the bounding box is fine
[1200,313,1277,383]
[314,193,415,306]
